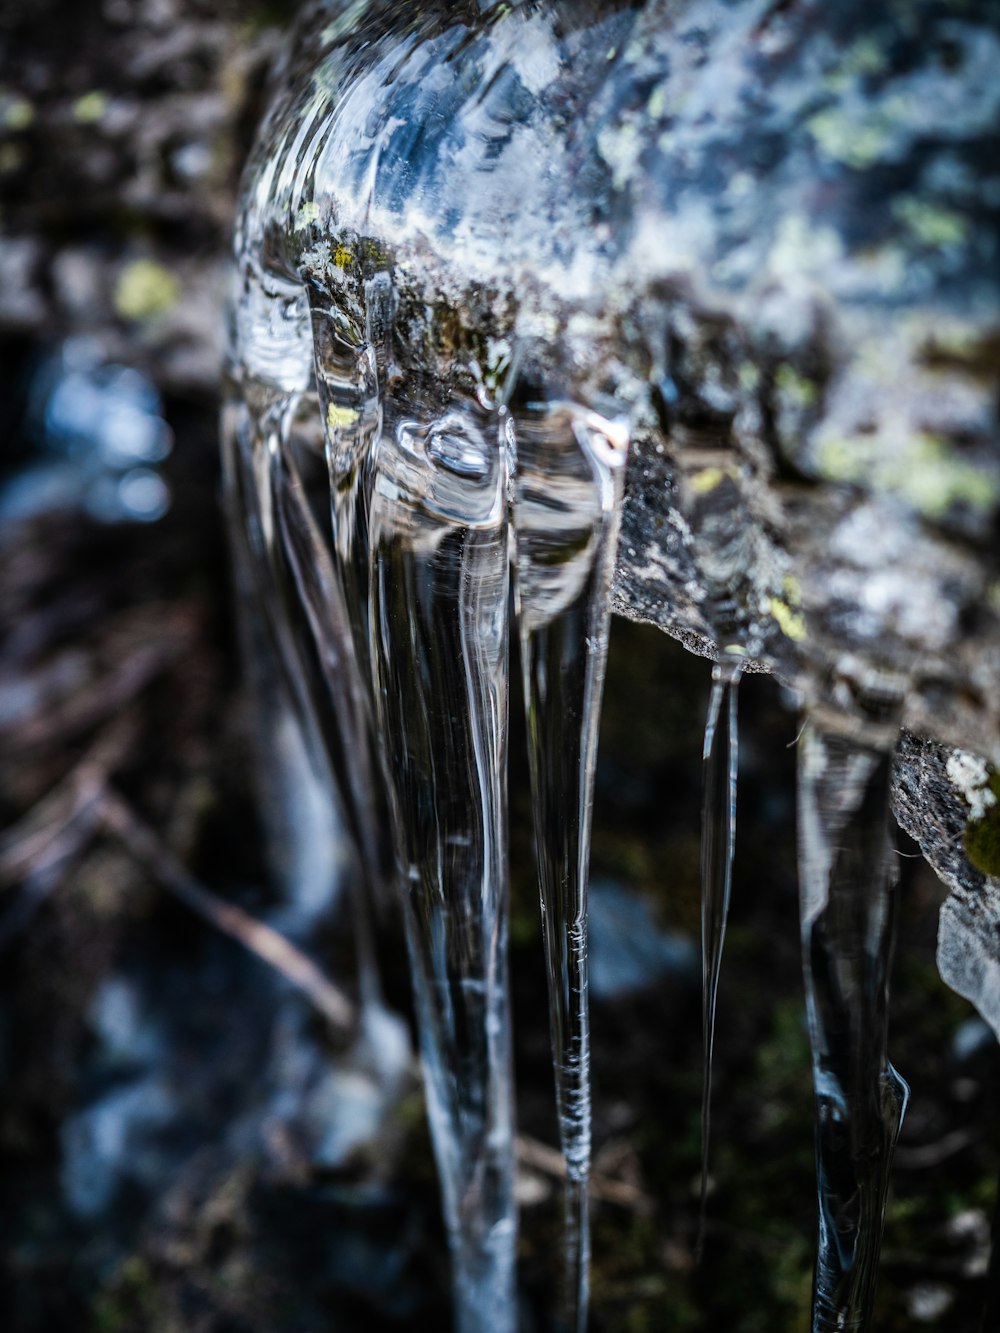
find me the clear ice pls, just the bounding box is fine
[227,218,524,1322]
[221,4,944,1329]
[698,656,742,1249]
[221,314,384,1009]
[798,716,909,1332]
[368,404,517,1333]
[511,396,629,1331]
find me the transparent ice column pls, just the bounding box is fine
[798,701,909,1332]
[511,396,628,1331]
[368,405,517,1333]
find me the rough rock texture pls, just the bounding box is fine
[233,0,1000,757]
[892,733,1000,1040]
[5,0,998,749]
[232,0,1000,1030]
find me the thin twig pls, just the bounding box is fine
[8,606,191,751]
[98,788,356,1035]
[0,716,135,887]
[515,1133,651,1209]
[894,1127,978,1170]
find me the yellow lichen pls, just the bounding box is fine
[806,108,893,169]
[782,574,802,602]
[816,431,998,519]
[327,402,359,430]
[333,242,353,269]
[114,260,180,321]
[766,596,808,642]
[597,120,643,191]
[647,84,668,120]
[688,466,735,496]
[823,36,888,92]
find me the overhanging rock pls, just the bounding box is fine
[239,0,1000,1015]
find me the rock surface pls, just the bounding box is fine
[892,733,1000,1040]
[235,0,1000,756]
[233,0,1000,1031]
[5,0,1000,1019]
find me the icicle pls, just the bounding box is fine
[223,417,341,934]
[222,380,384,1008]
[675,444,751,1252]
[309,271,392,681]
[269,425,386,1002]
[697,653,743,1251]
[798,714,909,1332]
[511,399,628,1333]
[368,407,517,1333]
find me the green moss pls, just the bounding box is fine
[1,94,34,130]
[531,529,595,566]
[73,90,108,124]
[816,431,998,519]
[90,1256,159,1333]
[114,259,181,321]
[893,197,969,250]
[965,772,1000,877]
[754,999,811,1094]
[0,142,24,173]
[774,363,818,410]
[807,107,894,169]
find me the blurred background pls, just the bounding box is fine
[1,1,998,1329]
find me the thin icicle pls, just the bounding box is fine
[222,380,385,1009]
[798,717,909,1332]
[368,407,517,1333]
[511,399,628,1333]
[697,654,743,1252]
[270,431,385,1002]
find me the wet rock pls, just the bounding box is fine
[233,0,1000,1036]
[238,0,999,761]
[6,0,999,1034]
[892,732,1000,1042]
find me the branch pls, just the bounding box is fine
[98,789,357,1036]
